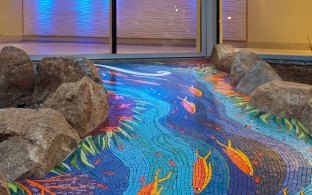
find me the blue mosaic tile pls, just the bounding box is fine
[9,59,312,195]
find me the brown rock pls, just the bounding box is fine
[0,172,10,195]
[42,77,108,137]
[0,108,80,181]
[210,44,235,65]
[0,46,35,93]
[236,61,282,95]
[34,57,102,103]
[230,51,262,86]
[250,80,312,119]
[214,53,234,73]
[301,99,312,135]
[0,46,35,108]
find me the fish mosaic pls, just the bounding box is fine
[187,85,203,97]
[216,140,253,176]
[9,59,312,195]
[192,149,212,194]
[177,96,196,114]
[137,168,173,195]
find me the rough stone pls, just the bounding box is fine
[230,51,262,86]
[214,53,234,73]
[250,80,312,119]
[0,108,80,181]
[210,44,235,65]
[236,60,282,95]
[0,46,35,109]
[0,46,35,93]
[33,57,102,103]
[42,77,108,137]
[0,172,10,195]
[301,99,312,135]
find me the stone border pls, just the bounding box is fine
[210,44,312,136]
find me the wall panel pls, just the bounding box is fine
[23,0,196,40]
[222,0,247,41]
[23,0,110,37]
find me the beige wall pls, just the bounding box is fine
[248,0,312,49]
[0,0,23,41]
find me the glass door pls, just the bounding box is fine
[116,0,201,54]
[1,0,111,56]
[1,0,208,58]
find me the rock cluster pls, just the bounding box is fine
[211,44,312,136]
[210,44,235,66]
[34,56,102,103]
[249,81,312,119]
[0,108,80,181]
[236,60,281,95]
[230,51,261,86]
[211,45,281,96]
[0,46,108,183]
[42,77,108,137]
[250,82,312,136]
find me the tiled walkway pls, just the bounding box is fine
[10,59,312,195]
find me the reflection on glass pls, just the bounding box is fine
[117,0,200,54]
[221,0,312,56]
[0,0,110,55]
[0,0,201,55]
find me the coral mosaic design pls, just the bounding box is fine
[10,59,312,195]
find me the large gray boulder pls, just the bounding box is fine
[0,172,9,195]
[301,99,312,135]
[230,51,262,86]
[33,57,102,103]
[236,61,282,95]
[210,44,235,65]
[250,81,312,119]
[0,46,35,93]
[42,77,108,137]
[0,108,80,181]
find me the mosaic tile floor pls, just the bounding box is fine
[9,58,312,195]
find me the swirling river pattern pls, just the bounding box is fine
[10,59,312,195]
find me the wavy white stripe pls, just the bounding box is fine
[95,64,172,77]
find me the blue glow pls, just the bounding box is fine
[36,0,54,35]
[34,0,110,38]
[32,0,195,38]
[75,0,94,36]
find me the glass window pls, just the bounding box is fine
[117,0,200,54]
[0,0,110,55]
[221,0,312,56]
